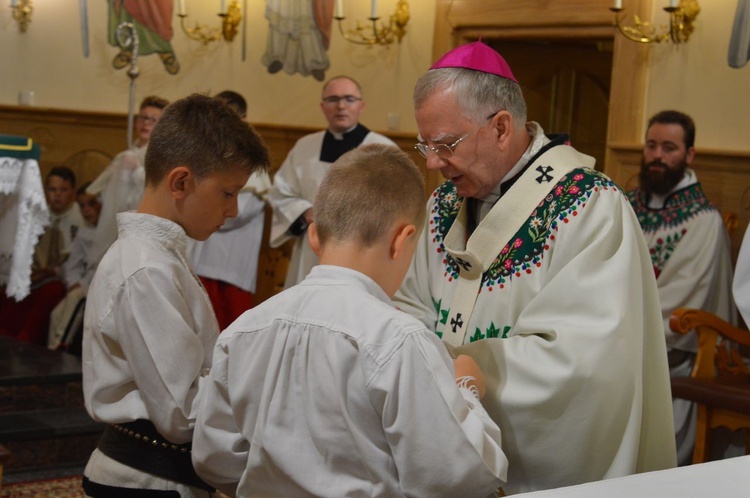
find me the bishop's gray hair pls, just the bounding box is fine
[414,68,527,127]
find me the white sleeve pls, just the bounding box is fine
[267,146,314,248]
[108,268,208,443]
[374,332,507,497]
[192,337,246,497]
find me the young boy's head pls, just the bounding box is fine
[76,182,102,226]
[143,93,270,241]
[311,143,425,295]
[45,167,77,215]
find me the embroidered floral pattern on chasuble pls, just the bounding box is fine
[626,183,716,277]
[429,167,620,342]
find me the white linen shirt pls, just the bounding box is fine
[192,265,507,498]
[82,212,219,444]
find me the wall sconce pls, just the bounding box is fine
[610,0,700,44]
[11,0,33,32]
[334,0,410,46]
[177,0,242,45]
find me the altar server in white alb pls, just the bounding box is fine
[268,75,396,289]
[392,41,677,494]
[193,144,508,498]
[82,94,269,497]
[627,110,737,465]
[735,226,750,325]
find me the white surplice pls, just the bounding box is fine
[268,129,396,288]
[393,130,676,494]
[83,212,219,493]
[192,265,508,498]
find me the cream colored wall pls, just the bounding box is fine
[644,0,750,150]
[0,0,435,134]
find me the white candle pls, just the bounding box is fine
[178,0,186,16]
[220,0,227,14]
[370,0,377,19]
[11,0,18,8]
[613,0,622,9]
[335,0,343,18]
[669,0,678,7]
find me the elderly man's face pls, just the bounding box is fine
[415,89,503,199]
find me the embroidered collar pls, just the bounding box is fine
[116,211,189,258]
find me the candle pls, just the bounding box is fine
[370,0,377,19]
[11,0,18,8]
[335,0,343,18]
[669,0,678,7]
[178,0,186,16]
[613,0,622,8]
[220,0,227,14]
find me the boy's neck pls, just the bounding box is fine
[318,242,390,293]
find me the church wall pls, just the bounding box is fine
[0,0,437,135]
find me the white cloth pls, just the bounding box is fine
[62,223,96,290]
[48,223,96,351]
[268,129,396,288]
[734,224,750,325]
[192,265,508,498]
[0,156,49,300]
[628,170,738,465]
[262,0,329,78]
[393,130,676,494]
[86,146,147,278]
[188,171,271,293]
[627,169,737,352]
[83,211,219,488]
[729,0,750,68]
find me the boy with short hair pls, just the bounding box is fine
[192,144,508,497]
[82,93,269,497]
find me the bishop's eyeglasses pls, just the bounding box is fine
[414,112,500,159]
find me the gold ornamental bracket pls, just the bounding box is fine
[11,0,33,33]
[334,0,410,46]
[178,0,242,46]
[610,0,700,45]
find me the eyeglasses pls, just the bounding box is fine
[136,115,159,125]
[415,112,500,159]
[415,128,480,159]
[321,95,363,106]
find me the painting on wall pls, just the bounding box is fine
[262,0,332,81]
[108,0,180,75]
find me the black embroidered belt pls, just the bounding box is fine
[93,419,214,492]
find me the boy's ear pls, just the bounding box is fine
[308,222,321,257]
[167,166,193,199]
[391,223,417,260]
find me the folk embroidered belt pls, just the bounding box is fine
[95,419,214,492]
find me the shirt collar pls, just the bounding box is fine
[116,211,189,258]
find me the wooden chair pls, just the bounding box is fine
[669,308,750,464]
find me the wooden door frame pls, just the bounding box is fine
[431,0,652,182]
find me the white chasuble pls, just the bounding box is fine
[394,139,677,493]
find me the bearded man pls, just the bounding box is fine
[627,110,737,465]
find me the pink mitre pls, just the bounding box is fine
[429,41,518,83]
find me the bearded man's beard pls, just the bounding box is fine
[639,157,687,195]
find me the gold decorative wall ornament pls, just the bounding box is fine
[610,0,700,44]
[334,0,410,46]
[178,0,242,45]
[11,0,33,33]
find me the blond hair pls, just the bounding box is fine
[314,144,425,247]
